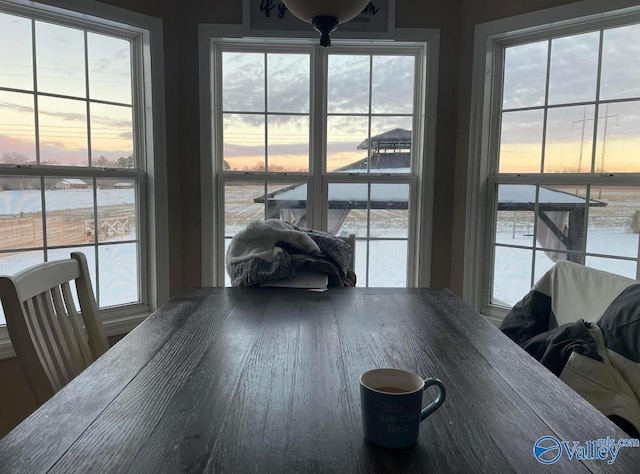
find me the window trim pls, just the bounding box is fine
[464,0,640,322]
[0,0,169,359]
[199,25,439,288]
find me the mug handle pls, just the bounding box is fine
[420,378,446,421]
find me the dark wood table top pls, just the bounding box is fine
[1,288,639,472]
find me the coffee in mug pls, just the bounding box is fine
[360,368,446,449]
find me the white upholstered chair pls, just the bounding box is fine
[0,252,109,405]
[536,260,636,327]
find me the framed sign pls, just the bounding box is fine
[242,0,396,39]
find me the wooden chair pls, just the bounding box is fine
[340,233,356,271]
[0,252,109,405]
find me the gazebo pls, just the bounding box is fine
[254,128,412,233]
[254,128,606,262]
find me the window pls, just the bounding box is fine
[201,28,438,288]
[466,2,640,318]
[0,0,168,337]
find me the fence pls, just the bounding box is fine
[0,205,136,251]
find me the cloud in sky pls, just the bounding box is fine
[222,51,415,117]
[498,24,640,173]
[0,132,132,165]
[2,12,640,173]
[503,25,640,112]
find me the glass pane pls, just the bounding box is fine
[267,115,308,172]
[0,177,42,250]
[0,250,44,325]
[548,32,599,105]
[495,209,535,246]
[87,32,132,104]
[48,246,97,308]
[0,12,33,91]
[370,183,409,238]
[534,250,568,283]
[0,250,44,275]
[39,96,88,166]
[90,103,134,168]
[99,242,139,307]
[328,183,368,237]
[222,52,264,112]
[544,105,595,173]
[536,186,587,265]
[503,41,547,109]
[595,101,640,173]
[586,186,640,259]
[586,256,637,280]
[223,113,264,171]
[498,109,544,173]
[327,55,369,114]
[371,55,414,114]
[44,177,94,247]
[601,23,640,101]
[495,183,535,247]
[0,91,36,163]
[370,117,412,173]
[36,21,85,97]
[225,181,266,238]
[354,239,366,285]
[326,115,369,172]
[266,181,307,225]
[96,178,137,243]
[368,240,406,287]
[492,246,533,307]
[267,53,309,113]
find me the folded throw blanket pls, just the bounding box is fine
[226,220,353,287]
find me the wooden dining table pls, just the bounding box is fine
[1,287,639,472]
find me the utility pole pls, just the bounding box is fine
[571,105,618,173]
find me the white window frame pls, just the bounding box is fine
[199,25,439,288]
[0,0,169,359]
[465,0,640,323]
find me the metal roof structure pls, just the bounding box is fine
[252,128,606,263]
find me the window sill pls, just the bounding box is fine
[0,311,151,360]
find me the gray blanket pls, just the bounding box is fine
[227,220,354,287]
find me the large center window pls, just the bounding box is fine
[207,37,433,287]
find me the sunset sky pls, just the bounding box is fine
[499,23,640,173]
[0,11,133,166]
[1,13,640,174]
[221,51,415,172]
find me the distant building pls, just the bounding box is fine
[114,182,134,189]
[53,179,89,190]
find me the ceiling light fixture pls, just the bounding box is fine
[282,0,371,47]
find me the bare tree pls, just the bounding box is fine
[1,152,32,165]
[117,155,135,168]
[94,155,112,167]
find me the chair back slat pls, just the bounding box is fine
[34,291,80,389]
[40,290,81,380]
[24,296,67,392]
[73,253,109,358]
[0,252,109,405]
[53,284,92,368]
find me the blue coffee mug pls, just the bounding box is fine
[360,368,446,449]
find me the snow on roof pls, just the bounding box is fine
[257,183,606,211]
[357,128,412,150]
[60,178,87,185]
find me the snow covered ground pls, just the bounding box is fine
[493,231,639,307]
[2,186,638,324]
